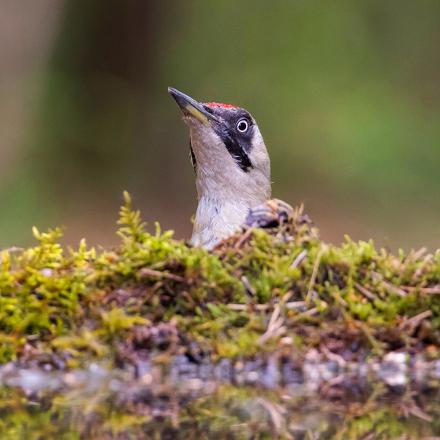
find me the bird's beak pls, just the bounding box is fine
[168,87,219,125]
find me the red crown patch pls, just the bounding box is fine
[204,102,238,109]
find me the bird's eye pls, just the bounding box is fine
[237,119,249,133]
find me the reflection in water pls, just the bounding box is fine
[0,371,439,439]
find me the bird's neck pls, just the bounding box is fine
[195,174,269,218]
[191,196,250,249]
[194,166,270,205]
[191,176,269,249]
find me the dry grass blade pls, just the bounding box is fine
[409,247,428,261]
[285,301,307,310]
[241,275,256,297]
[372,272,407,297]
[291,249,308,269]
[401,285,440,294]
[382,280,407,297]
[290,307,319,323]
[226,304,247,311]
[399,310,432,331]
[354,282,377,301]
[226,303,270,311]
[258,305,286,345]
[234,228,254,249]
[306,246,325,303]
[139,268,186,283]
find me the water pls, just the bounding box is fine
[0,360,439,439]
[0,382,439,438]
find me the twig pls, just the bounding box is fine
[139,268,186,283]
[354,282,377,301]
[234,228,253,249]
[333,290,348,308]
[227,303,270,311]
[267,304,281,329]
[401,285,440,295]
[258,305,286,345]
[291,249,307,269]
[241,275,256,297]
[399,310,432,331]
[306,247,325,303]
[226,304,247,311]
[180,290,197,307]
[290,307,319,323]
[285,301,307,310]
[382,280,407,297]
[412,247,428,260]
[372,272,407,297]
[413,254,432,279]
[281,290,294,304]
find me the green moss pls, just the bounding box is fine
[0,191,439,367]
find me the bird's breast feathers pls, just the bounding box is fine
[191,198,253,249]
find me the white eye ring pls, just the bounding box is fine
[237,119,249,133]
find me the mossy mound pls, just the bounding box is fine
[0,192,439,370]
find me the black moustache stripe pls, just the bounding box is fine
[189,141,197,173]
[216,129,253,172]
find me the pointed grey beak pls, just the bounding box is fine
[168,87,219,125]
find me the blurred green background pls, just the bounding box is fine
[1,0,439,250]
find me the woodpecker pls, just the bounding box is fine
[169,87,292,249]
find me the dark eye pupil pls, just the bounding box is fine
[238,121,247,131]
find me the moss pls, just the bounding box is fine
[0,191,439,368]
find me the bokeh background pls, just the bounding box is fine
[1,0,439,250]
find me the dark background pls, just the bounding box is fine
[1,0,439,249]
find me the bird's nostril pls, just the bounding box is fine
[203,105,214,114]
